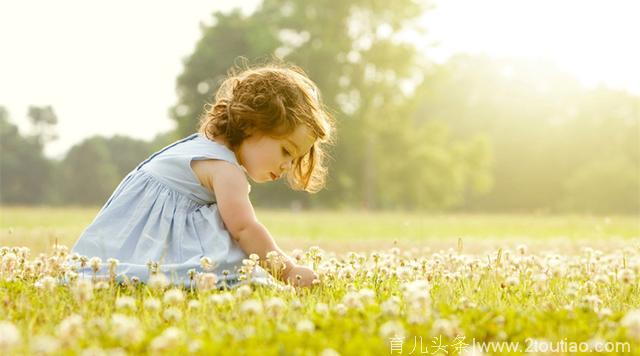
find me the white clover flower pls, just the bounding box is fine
[516,244,528,255]
[291,249,304,260]
[236,326,256,340]
[65,270,78,283]
[319,348,341,356]
[195,273,218,291]
[618,268,636,284]
[72,279,93,303]
[315,303,329,315]
[395,266,412,280]
[565,282,580,297]
[163,307,183,323]
[210,292,235,306]
[30,334,60,355]
[291,299,304,310]
[334,303,347,316]
[235,284,252,298]
[580,295,602,310]
[597,307,612,318]
[265,297,286,315]
[107,258,119,276]
[94,281,109,290]
[249,253,260,262]
[342,291,363,310]
[407,311,430,325]
[187,300,201,310]
[0,321,20,349]
[338,265,356,280]
[56,314,84,341]
[115,296,136,311]
[148,273,169,290]
[144,298,161,311]
[295,319,315,333]
[505,275,520,287]
[621,309,640,341]
[86,317,108,334]
[89,257,102,273]
[242,258,256,267]
[150,327,184,352]
[431,318,459,338]
[594,274,610,284]
[200,257,213,271]
[163,288,185,305]
[110,314,143,345]
[240,299,263,315]
[532,273,548,283]
[358,288,376,304]
[380,297,401,317]
[582,280,596,293]
[401,279,430,300]
[34,276,58,291]
[379,320,405,339]
[188,340,203,353]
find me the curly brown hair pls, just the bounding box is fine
[198,62,335,193]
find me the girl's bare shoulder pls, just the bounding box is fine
[190,159,248,194]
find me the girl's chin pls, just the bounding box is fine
[248,175,270,183]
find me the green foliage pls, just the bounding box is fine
[170,0,492,210]
[27,105,58,146]
[413,55,640,213]
[57,137,121,206]
[561,157,640,214]
[0,108,52,204]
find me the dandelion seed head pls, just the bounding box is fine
[163,288,185,305]
[235,284,252,298]
[240,299,263,315]
[163,307,183,323]
[296,319,315,333]
[379,320,405,339]
[144,298,161,311]
[0,321,20,349]
[148,273,169,290]
[115,296,137,311]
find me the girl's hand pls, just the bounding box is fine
[284,264,318,288]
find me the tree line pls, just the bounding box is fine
[1,0,638,213]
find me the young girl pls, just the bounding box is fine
[71,63,334,289]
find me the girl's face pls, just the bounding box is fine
[236,125,315,183]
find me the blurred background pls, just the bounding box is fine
[1,0,639,215]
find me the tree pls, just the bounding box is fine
[411,54,639,213]
[172,1,459,209]
[27,105,58,147]
[57,137,120,205]
[0,107,52,204]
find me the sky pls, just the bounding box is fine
[1,0,638,159]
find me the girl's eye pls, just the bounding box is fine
[282,146,291,157]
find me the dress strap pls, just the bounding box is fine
[133,133,199,172]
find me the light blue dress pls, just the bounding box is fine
[71,133,273,288]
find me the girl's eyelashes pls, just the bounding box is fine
[281,146,291,157]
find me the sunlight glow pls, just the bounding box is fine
[422,0,640,94]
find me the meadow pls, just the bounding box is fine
[1,207,639,355]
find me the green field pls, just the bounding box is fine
[1,207,639,355]
[1,207,638,255]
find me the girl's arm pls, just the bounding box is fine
[200,160,299,281]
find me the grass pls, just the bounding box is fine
[1,206,639,255]
[1,207,639,355]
